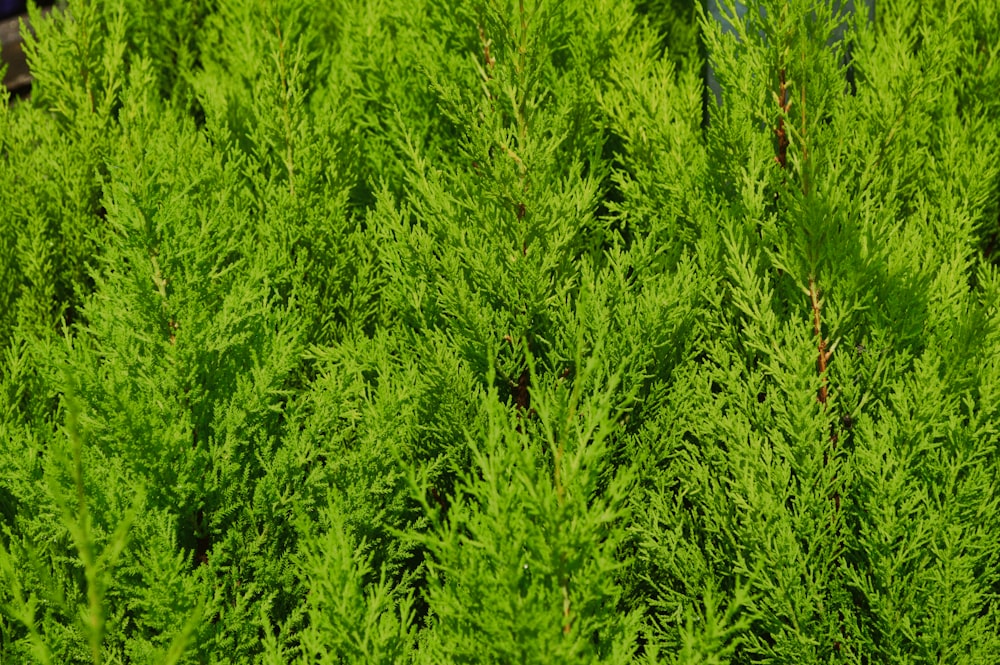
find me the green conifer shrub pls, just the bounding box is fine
[1,0,999,662]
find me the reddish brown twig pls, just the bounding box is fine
[561,576,571,634]
[810,278,831,405]
[514,367,530,411]
[776,68,791,168]
[478,24,495,72]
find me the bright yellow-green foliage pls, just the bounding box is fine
[1,1,999,663]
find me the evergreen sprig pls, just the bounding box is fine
[2,0,999,662]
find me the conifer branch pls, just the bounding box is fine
[799,36,809,193]
[811,258,844,664]
[516,0,528,144]
[273,17,296,197]
[810,277,828,406]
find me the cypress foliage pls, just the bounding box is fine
[1,0,999,662]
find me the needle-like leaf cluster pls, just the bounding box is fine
[1,0,999,662]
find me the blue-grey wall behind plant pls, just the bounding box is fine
[705,0,875,109]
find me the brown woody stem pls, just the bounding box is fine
[810,277,828,405]
[776,68,790,168]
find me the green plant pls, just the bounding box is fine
[1,0,999,662]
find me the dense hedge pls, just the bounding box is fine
[2,1,1000,662]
